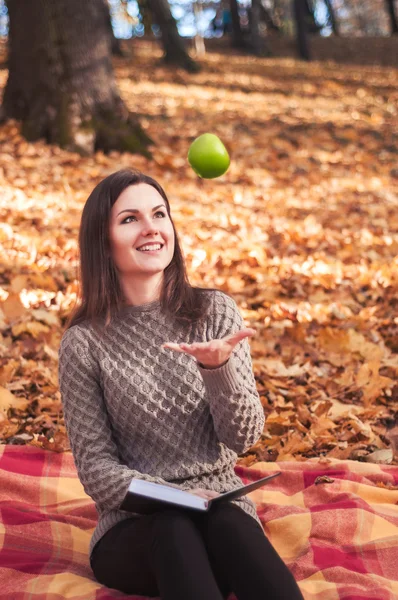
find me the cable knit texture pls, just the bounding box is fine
[58,290,265,560]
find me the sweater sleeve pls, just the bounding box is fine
[197,291,265,454]
[58,326,182,514]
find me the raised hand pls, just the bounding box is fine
[162,328,256,370]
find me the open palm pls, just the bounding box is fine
[162,327,256,369]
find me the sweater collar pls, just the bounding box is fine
[118,299,161,315]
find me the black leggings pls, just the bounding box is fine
[90,502,304,600]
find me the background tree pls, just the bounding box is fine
[137,0,153,32]
[324,0,339,35]
[260,3,281,33]
[385,0,398,34]
[229,0,246,48]
[192,1,206,57]
[102,0,125,56]
[229,0,273,55]
[293,0,311,60]
[249,0,265,55]
[146,0,200,71]
[303,0,320,33]
[0,0,151,155]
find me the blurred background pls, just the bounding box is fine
[0,0,396,465]
[0,1,398,62]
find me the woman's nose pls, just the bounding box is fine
[141,219,160,234]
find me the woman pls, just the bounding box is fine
[58,169,304,600]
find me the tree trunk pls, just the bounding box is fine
[352,0,368,34]
[260,4,280,32]
[324,0,339,35]
[385,0,398,34]
[303,0,320,33]
[293,0,311,60]
[101,0,125,56]
[193,2,206,57]
[137,0,153,35]
[1,0,10,68]
[145,0,200,72]
[249,0,270,56]
[229,0,246,48]
[1,0,152,156]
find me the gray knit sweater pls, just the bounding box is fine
[58,290,265,560]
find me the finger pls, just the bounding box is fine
[190,490,208,499]
[162,342,201,350]
[179,344,200,356]
[224,328,256,345]
[206,491,220,498]
[162,343,185,352]
[181,342,206,350]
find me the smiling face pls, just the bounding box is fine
[108,183,175,297]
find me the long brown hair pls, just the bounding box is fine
[63,169,221,336]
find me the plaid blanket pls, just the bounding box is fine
[0,445,397,600]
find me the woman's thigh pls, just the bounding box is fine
[90,510,233,599]
[90,516,159,597]
[200,501,268,565]
[201,501,265,539]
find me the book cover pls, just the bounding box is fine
[120,472,281,514]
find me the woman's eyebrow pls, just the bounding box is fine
[117,204,166,216]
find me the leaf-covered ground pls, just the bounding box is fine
[0,40,397,466]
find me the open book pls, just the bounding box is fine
[120,471,281,514]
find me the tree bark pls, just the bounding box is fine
[248,0,272,56]
[249,0,263,55]
[293,0,311,60]
[229,0,246,48]
[385,0,398,34]
[324,0,339,35]
[145,0,200,72]
[1,0,152,156]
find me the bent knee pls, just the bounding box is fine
[205,502,258,533]
[150,508,198,545]
[207,501,243,521]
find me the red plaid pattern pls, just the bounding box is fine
[0,445,397,599]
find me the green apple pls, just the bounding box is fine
[187,133,230,179]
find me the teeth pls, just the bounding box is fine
[138,244,162,252]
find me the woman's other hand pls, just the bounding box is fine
[188,488,221,500]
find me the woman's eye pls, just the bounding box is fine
[122,211,166,224]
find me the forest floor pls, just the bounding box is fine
[0,39,397,467]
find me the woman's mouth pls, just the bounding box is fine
[136,243,164,255]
